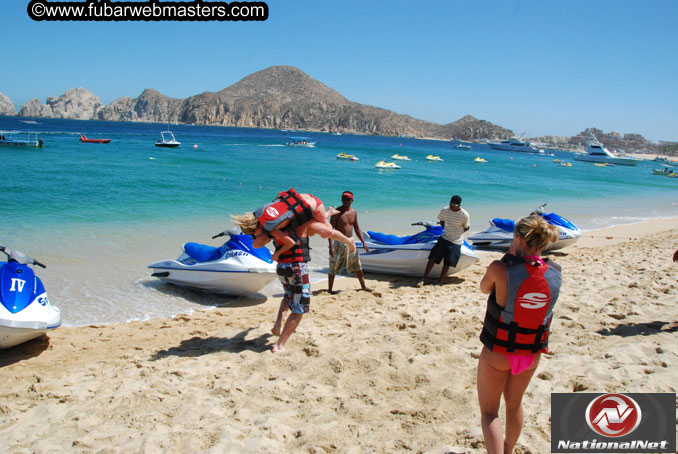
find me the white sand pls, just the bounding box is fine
[1,218,677,453]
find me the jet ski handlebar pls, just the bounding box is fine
[0,245,46,268]
[212,227,242,239]
[531,203,548,216]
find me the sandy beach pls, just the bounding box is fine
[1,219,677,453]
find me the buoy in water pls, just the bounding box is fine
[193,144,198,149]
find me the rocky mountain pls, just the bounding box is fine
[0,91,16,116]
[13,66,513,140]
[18,87,103,120]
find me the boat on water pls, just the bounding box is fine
[488,137,543,154]
[0,131,43,148]
[148,230,277,296]
[375,161,401,169]
[336,152,359,161]
[80,134,111,144]
[474,157,487,163]
[426,154,443,161]
[573,137,639,166]
[286,136,316,147]
[358,222,479,277]
[558,161,573,167]
[652,167,677,177]
[155,130,181,148]
[391,154,411,160]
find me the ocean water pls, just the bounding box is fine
[1,116,677,326]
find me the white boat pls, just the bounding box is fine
[488,137,544,154]
[1,246,61,349]
[426,154,443,161]
[474,157,487,163]
[286,136,316,147]
[455,144,472,150]
[336,152,359,161]
[0,131,43,148]
[467,204,581,251]
[149,231,277,296]
[573,137,639,166]
[375,160,401,169]
[391,154,411,160]
[155,130,181,148]
[358,222,479,277]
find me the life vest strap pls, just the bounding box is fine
[480,327,547,353]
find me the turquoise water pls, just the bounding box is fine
[1,116,676,326]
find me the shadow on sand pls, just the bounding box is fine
[596,321,678,337]
[150,328,273,360]
[0,335,52,367]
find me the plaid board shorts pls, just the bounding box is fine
[328,240,362,275]
[276,262,311,314]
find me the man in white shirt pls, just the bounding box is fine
[417,194,470,286]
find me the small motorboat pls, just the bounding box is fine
[474,157,487,163]
[80,134,111,144]
[391,154,411,160]
[358,222,479,277]
[148,230,277,296]
[558,161,573,167]
[593,162,613,167]
[286,136,316,147]
[375,160,401,169]
[336,152,359,161]
[0,131,43,148]
[0,246,61,349]
[155,130,181,148]
[652,167,677,177]
[426,154,443,162]
[467,204,581,251]
[455,144,472,150]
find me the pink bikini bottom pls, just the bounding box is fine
[507,354,536,375]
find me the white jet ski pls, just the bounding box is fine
[468,204,581,251]
[357,222,479,277]
[0,246,61,349]
[149,230,277,296]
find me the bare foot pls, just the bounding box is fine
[348,237,356,254]
[271,325,281,336]
[360,287,372,292]
[272,343,287,353]
[328,290,338,295]
[416,280,424,288]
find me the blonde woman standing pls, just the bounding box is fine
[476,216,561,453]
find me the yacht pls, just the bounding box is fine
[573,137,639,166]
[488,137,543,154]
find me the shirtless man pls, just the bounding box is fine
[327,191,371,293]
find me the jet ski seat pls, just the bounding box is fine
[183,243,223,263]
[492,218,516,232]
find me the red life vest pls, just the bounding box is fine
[480,254,562,355]
[275,237,311,263]
[253,188,315,236]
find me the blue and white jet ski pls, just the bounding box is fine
[467,204,581,251]
[357,222,479,277]
[0,246,61,349]
[148,230,277,296]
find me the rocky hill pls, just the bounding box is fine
[18,87,103,120]
[10,66,512,140]
[0,91,17,116]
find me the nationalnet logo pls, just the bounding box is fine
[552,393,675,453]
[585,394,641,437]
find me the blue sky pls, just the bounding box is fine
[1,0,677,141]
